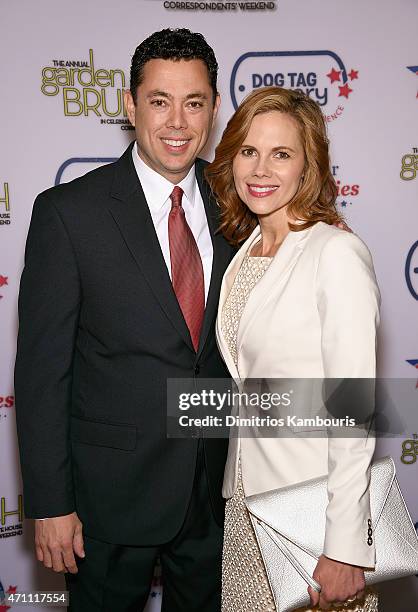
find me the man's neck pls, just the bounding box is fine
[135,142,194,184]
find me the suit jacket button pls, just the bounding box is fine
[194,365,200,375]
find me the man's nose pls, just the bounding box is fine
[166,104,187,130]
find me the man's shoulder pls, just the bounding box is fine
[195,157,209,177]
[36,145,133,212]
[196,157,209,168]
[39,158,116,203]
[195,157,212,196]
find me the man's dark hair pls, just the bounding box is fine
[130,28,218,104]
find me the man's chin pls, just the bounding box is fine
[162,160,195,177]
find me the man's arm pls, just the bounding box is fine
[15,190,84,572]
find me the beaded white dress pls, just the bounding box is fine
[220,254,378,612]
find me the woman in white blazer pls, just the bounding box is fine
[206,87,380,612]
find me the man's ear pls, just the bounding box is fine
[212,92,221,126]
[124,90,136,127]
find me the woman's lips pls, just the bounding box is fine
[247,184,279,198]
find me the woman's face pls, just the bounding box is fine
[232,111,306,219]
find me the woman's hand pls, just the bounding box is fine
[308,554,365,610]
[334,219,353,233]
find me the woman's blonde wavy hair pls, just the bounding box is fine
[205,87,341,246]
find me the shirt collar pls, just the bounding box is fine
[132,142,196,211]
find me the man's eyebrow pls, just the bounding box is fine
[185,92,208,100]
[146,90,209,100]
[147,90,172,99]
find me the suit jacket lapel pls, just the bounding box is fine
[236,226,311,357]
[216,224,312,378]
[195,159,234,360]
[108,143,195,351]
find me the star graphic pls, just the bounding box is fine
[340,200,347,208]
[406,360,418,387]
[407,66,418,75]
[5,588,16,595]
[349,69,359,80]
[150,591,158,598]
[339,83,353,98]
[0,275,8,288]
[327,68,341,83]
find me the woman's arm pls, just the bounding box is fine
[311,230,380,607]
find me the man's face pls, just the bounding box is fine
[125,58,220,183]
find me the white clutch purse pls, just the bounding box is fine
[245,456,418,612]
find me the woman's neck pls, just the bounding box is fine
[251,210,291,257]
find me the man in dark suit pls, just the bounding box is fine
[15,29,234,611]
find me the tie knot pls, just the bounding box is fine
[170,186,184,209]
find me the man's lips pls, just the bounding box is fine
[247,184,279,198]
[161,138,191,153]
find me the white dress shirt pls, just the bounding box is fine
[131,143,213,304]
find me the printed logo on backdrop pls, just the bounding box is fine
[406,65,418,99]
[406,360,418,389]
[0,395,14,423]
[231,50,358,121]
[332,165,360,209]
[55,158,117,186]
[405,241,418,300]
[0,184,11,226]
[0,580,18,612]
[400,148,418,181]
[415,524,418,578]
[401,433,418,464]
[415,523,418,579]
[41,50,133,130]
[0,495,23,539]
[0,276,8,300]
[161,0,275,11]
[148,558,162,602]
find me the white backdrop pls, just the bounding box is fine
[1,1,417,610]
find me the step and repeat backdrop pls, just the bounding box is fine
[1,0,417,610]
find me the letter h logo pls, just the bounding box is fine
[1,495,23,525]
[0,183,10,212]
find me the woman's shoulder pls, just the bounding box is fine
[309,223,378,296]
[308,221,373,264]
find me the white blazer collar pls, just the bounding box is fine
[216,224,312,380]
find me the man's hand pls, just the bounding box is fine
[35,512,85,574]
[308,554,365,610]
